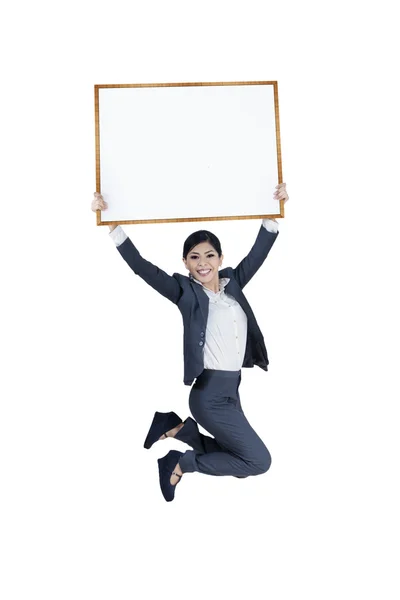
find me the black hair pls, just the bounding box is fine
[183,230,222,260]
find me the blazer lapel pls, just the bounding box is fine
[224,278,252,316]
[189,275,209,324]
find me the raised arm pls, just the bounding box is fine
[233,221,279,289]
[232,183,289,289]
[92,193,181,304]
[114,231,181,304]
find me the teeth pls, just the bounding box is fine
[198,270,211,274]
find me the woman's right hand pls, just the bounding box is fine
[92,192,117,231]
[91,192,108,212]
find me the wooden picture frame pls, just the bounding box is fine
[94,81,284,226]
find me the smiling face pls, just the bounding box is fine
[182,241,224,291]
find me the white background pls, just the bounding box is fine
[1,1,399,599]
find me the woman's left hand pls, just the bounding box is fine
[268,183,289,224]
[274,182,289,204]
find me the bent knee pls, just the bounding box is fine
[252,449,272,475]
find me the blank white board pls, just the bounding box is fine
[95,81,283,225]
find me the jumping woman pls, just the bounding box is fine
[91,184,289,501]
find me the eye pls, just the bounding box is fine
[189,253,215,260]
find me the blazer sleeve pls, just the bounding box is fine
[232,224,279,289]
[116,237,181,304]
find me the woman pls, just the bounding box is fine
[91,184,289,501]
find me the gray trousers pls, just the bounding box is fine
[176,369,271,477]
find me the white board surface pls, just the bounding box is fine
[95,82,283,224]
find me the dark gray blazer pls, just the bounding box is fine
[117,224,279,385]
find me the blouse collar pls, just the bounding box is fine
[190,273,230,292]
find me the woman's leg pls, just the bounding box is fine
[178,375,271,478]
[146,411,225,452]
[173,416,226,453]
[161,412,232,488]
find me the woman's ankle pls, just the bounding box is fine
[169,422,184,438]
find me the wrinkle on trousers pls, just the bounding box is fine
[176,369,271,477]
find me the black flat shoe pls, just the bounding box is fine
[143,411,182,449]
[158,450,184,502]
